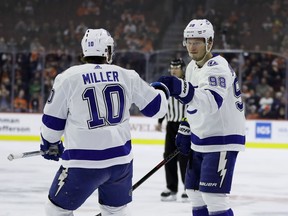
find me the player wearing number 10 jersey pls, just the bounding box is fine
[40,28,169,216]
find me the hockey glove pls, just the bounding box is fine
[40,136,64,161]
[175,119,191,155]
[157,76,194,104]
[150,81,170,99]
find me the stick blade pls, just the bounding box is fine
[7,154,14,161]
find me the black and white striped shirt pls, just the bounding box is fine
[159,97,186,123]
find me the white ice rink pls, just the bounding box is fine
[1,141,288,216]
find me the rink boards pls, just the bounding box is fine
[0,113,288,149]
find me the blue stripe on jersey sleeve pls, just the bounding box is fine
[191,133,245,145]
[61,140,132,161]
[207,89,223,109]
[140,94,161,117]
[42,114,66,131]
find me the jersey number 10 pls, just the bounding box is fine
[82,84,125,129]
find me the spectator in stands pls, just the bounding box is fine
[0,84,10,112]
[277,105,286,119]
[271,91,286,119]
[0,37,7,51]
[269,59,285,91]
[243,71,259,92]
[246,105,260,119]
[18,36,30,51]
[262,16,273,31]
[6,38,17,50]
[75,22,88,40]
[241,84,250,103]
[13,89,28,112]
[14,19,27,32]
[29,78,41,97]
[76,0,100,16]
[30,38,45,52]
[23,1,34,16]
[29,92,41,113]
[256,77,272,97]
[123,20,137,35]
[258,90,274,119]
[141,35,154,52]
[245,88,260,110]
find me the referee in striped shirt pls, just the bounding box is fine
[156,58,189,202]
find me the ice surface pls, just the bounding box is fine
[1,141,288,216]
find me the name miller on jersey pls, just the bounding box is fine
[82,71,119,84]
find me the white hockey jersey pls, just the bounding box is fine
[185,55,245,152]
[41,63,168,168]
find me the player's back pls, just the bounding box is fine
[42,63,167,168]
[62,63,135,129]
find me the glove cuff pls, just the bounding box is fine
[178,124,190,135]
[177,80,194,104]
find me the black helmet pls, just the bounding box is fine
[170,58,185,70]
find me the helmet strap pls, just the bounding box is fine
[196,51,208,67]
[106,46,113,64]
[196,49,212,67]
[196,38,213,67]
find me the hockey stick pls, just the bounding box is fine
[131,149,180,191]
[95,149,180,216]
[7,150,44,161]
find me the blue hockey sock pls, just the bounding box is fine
[210,208,234,216]
[192,206,209,216]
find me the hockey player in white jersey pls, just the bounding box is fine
[158,19,246,216]
[40,28,169,216]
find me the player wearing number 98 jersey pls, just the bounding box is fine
[158,19,245,216]
[40,28,169,216]
[185,54,245,153]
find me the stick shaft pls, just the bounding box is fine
[132,149,179,191]
[7,150,43,161]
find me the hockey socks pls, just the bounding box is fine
[192,207,233,216]
[209,208,234,216]
[192,206,209,216]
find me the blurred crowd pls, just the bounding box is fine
[0,50,287,120]
[200,0,288,54]
[224,52,287,120]
[0,0,168,54]
[0,0,288,54]
[0,0,287,119]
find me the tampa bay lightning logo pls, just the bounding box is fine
[207,60,218,67]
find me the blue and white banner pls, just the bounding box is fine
[0,113,288,148]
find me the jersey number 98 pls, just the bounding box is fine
[208,76,243,111]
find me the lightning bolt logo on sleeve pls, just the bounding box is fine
[217,152,227,188]
[55,167,68,196]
